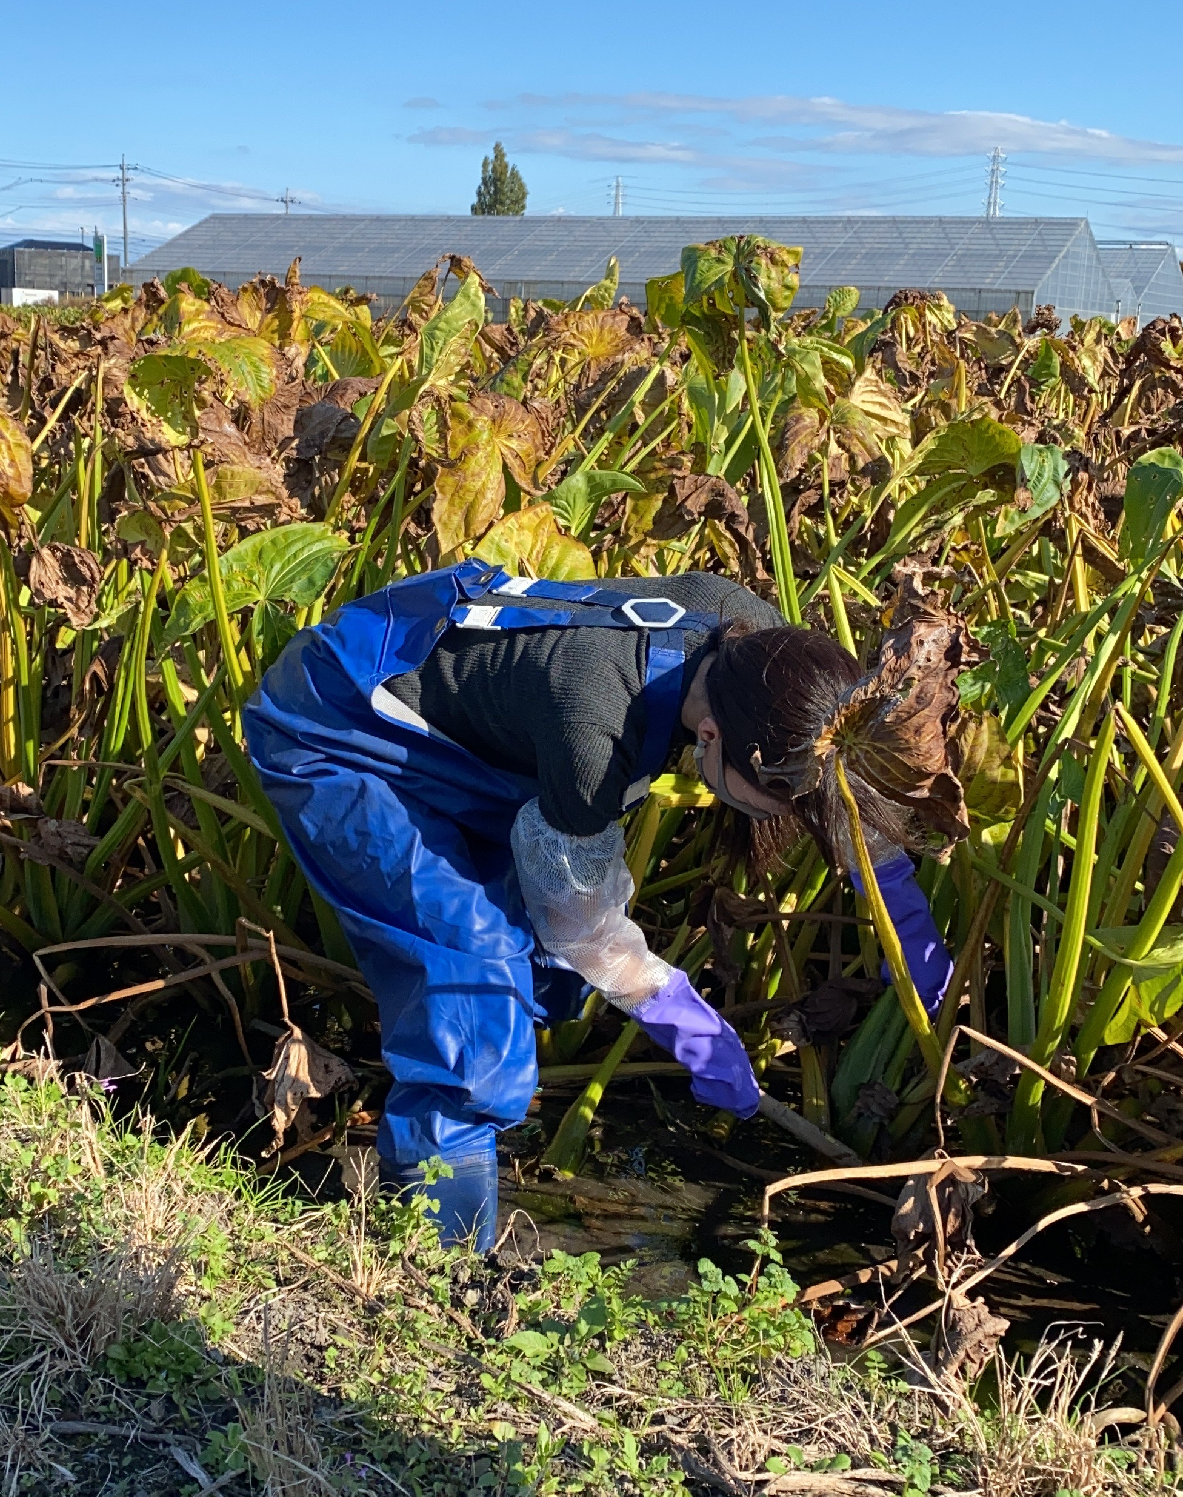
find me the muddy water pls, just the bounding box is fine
[493,1078,1183,1364]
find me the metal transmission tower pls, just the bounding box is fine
[612,176,624,216]
[984,147,1006,218]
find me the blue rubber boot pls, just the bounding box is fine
[381,1155,499,1253]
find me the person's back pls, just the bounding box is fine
[382,572,781,833]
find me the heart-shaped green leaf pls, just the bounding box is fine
[163,523,349,644]
[1120,448,1183,567]
[124,353,208,447]
[548,469,644,538]
[418,272,486,377]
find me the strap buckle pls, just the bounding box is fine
[454,604,502,629]
[621,775,651,812]
[619,597,686,629]
[492,576,533,597]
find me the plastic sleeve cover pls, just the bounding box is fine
[834,819,903,875]
[510,798,672,1010]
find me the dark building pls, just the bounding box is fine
[0,238,122,303]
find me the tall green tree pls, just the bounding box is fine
[471,142,527,216]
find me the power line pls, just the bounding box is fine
[0,156,119,170]
[132,164,281,204]
[1006,159,1183,190]
[620,179,983,214]
[1012,168,1183,206]
[611,161,983,194]
[1005,183,1183,218]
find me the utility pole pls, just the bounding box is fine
[612,175,624,216]
[120,155,129,270]
[282,187,292,214]
[984,146,1005,219]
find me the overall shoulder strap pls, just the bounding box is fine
[622,628,688,810]
[450,574,720,635]
[444,569,716,811]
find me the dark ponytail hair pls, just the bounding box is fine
[705,622,915,872]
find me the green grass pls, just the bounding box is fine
[0,1075,1158,1496]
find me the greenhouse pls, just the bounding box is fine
[1097,240,1183,323]
[131,212,1130,324]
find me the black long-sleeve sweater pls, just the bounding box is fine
[383,572,782,836]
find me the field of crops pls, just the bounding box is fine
[3,238,1183,1380]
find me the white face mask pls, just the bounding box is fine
[693,739,774,821]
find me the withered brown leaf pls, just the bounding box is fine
[467,391,543,492]
[892,1159,985,1284]
[0,782,42,820]
[27,543,104,629]
[854,1079,899,1123]
[82,1034,138,1083]
[828,592,974,846]
[652,474,769,584]
[772,979,866,1048]
[932,1294,1010,1382]
[445,254,497,295]
[756,580,977,855]
[260,1025,355,1157]
[27,818,101,870]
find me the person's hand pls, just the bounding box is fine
[851,854,953,1016]
[634,970,760,1117]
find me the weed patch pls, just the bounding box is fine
[0,1077,1160,1495]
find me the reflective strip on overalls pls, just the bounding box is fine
[242,560,718,1169]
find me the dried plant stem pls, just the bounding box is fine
[862,1183,1183,1349]
[762,1153,1089,1223]
[935,1024,1172,1151]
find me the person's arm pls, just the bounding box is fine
[510,798,671,1008]
[849,853,953,1016]
[510,799,760,1117]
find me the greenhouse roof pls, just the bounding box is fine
[130,213,1120,322]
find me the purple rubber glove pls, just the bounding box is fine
[851,854,953,1017]
[635,970,760,1118]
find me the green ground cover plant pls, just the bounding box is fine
[0,1077,1157,1495]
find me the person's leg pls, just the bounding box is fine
[249,741,537,1251]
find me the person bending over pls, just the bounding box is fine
[244,561,952,1249]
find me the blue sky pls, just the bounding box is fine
[3,0,1182,260]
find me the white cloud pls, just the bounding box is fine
[512,129,701,165]
[477,90,1183,167]
[408,126,491,147]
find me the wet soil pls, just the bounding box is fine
[490,1075,1183,1372]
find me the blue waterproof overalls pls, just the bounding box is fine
[243,560,720,1237]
